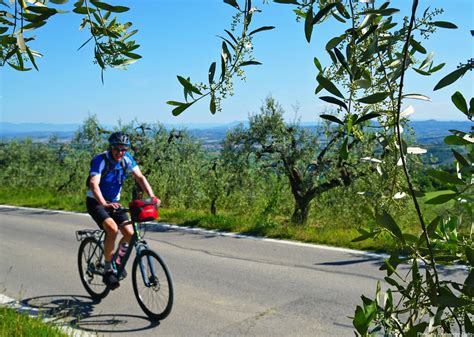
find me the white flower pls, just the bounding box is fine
[400,105,415,118]
[407,147,427,154]
[463,134,474,143]
[249,7,261,14]
[393,125,404,136]
[389,60,401,67]
[403,94,431,101]
[361,157,382,163]
[16,33,26,52]
[27,0,46,5]
[376,164,383,176]
[393,192,406,199]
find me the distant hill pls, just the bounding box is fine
[408,120,472,143]
[0,121,246,142]
[1,120,471,145]
[0,122,79,142]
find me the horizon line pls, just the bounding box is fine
[1,119,470,125]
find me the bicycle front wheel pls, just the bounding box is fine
[132,249,174,321]
[78,237,110,300]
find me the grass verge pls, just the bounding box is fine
[0,307,68,337]
[158,208,394,251]
[0,187,455,253]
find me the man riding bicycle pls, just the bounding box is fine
[86,132,159,289]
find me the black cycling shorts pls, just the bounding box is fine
[86,197,129,229]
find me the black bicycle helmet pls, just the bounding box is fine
[108,132,131,147]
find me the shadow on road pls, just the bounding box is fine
[19,294,160,334]
[315,257,383,267]
[71,313,160,333]
[316,253,468,280]
[21,294,96,319]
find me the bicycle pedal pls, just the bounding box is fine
[109,282,120,291]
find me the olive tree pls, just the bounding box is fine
[266,0,472,335]
[1,0,140,81]
[117,122,209,208]
[222,96,374,224]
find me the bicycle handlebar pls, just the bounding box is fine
[110,206,130,213]
[109,201,161,214]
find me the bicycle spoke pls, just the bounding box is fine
[78,237,109,299]
[132,249,173,320]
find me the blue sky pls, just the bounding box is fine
[1,0,472,126]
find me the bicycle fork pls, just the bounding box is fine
[136,242,159,287]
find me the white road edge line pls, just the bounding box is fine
[0,293,96,337]
[1,205,467,271]
[0,204,385,257]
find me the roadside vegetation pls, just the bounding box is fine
[0,112,466,253]
[0,307,68,337]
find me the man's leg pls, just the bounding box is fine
[102,217,120,289]
[85,197,120,289]
[119,222,133,245]
[114,222,133,279]
[102,217,119,262]
[115,210,132,254]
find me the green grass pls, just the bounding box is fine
[0,188,85,212]
[0,188,392,250]
[0,307,68,337]
[158,207,394,251]
[0,186,456,253]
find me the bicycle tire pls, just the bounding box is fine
[132,249,174,321]
[78,237,110,300]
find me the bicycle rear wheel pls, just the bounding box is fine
[78,237,110,300]
[132,249,174,321]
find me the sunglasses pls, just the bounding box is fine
[113,147,128,153]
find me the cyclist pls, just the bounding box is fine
[86,132,160,289]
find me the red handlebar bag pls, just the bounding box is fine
[129,198,158,222]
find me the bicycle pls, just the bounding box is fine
[76,204,174,321]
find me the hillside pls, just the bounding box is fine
[1,120,471,159]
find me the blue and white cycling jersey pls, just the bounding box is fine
[86,151,138,202]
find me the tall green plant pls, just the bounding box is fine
[353,93,473,336]
[267,0,472,334]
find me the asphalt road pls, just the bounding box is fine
[0,206,467,336]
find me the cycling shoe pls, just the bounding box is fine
[118,268,127,280]
[103,270,120,290]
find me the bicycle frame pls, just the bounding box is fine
[113,222,155,286]
[77,218,158,287]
